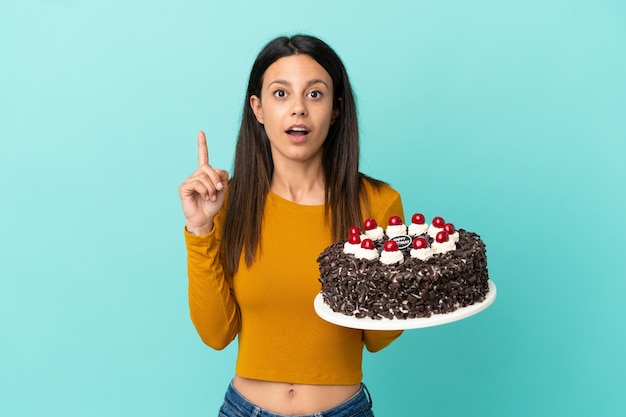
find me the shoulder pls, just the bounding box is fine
[359,174,403,220]
[360,174,401,201]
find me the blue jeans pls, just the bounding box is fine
[218,381,375,417]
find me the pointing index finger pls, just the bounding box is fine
[198,130,209,167]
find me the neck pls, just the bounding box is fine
[271,161,325,205]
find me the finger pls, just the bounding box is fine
[200,165,226,191]
[182,176,215,201]
[217,169,229,186]
[197,130,209,167]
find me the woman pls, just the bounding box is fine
[179,35,404,416]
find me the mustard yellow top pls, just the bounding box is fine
[185,180,404,385]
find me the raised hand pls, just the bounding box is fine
[178,131,229,235]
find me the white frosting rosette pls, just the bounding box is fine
[386,224,407,239]
[410,247,434,261]
[343,241,360,255]
[408,223,429,236]
[363,218,385,241]
[355,246,379,261]
[356,239,379,261]
[343,234,362,255]
[432,239,456,254]
[442,223,459,243]
[386,216,408,239]
[364,227,384,241]
[380,249,404,265]
[380,240,404,264]
[427,224,443,239]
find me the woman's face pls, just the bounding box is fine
[250,54,338,168]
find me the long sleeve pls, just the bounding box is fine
[361,180,405,352]
[185,209,240,350]
[363,329,403,352]
[184,180,406,383]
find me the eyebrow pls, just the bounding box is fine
[267,79,330,89]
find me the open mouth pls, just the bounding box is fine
[286,126,310,136]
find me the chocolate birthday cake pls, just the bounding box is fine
[317,214,490,320]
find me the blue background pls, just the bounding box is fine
[1,1,625,416]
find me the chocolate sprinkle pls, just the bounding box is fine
[317,230,490,319]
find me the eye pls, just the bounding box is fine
[307,90,322,99]
[273,89,287,98]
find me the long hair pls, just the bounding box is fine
[222,34,381,275]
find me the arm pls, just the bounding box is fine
[185,212,240,350]
[361,181,405,351]
[363,329,403,352]
[179,131,238,349]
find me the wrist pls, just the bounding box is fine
[185,223,213,236]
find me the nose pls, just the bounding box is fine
[291,97,307,116]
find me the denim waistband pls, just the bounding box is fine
[220,381,373,417]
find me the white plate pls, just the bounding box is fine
[314,280,497,330]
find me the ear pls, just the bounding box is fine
[250,95,264,124]
[331,97,342,125]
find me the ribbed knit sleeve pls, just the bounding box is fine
[185,208,240,350]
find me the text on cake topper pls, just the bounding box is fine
[390,235,412,250]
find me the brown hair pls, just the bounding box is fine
[222,34,382,276]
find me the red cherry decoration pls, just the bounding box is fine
[364,218,378,230]
[411,213,425,224]
[349,226,361,236]
[388,216,403,226]
[384,240,399,251]
[413,237,428,249]
[361,239,375,250]
[436,231,449,243]
[432,216,445,228]
[348,233,361,244]
[443,223,456,235]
